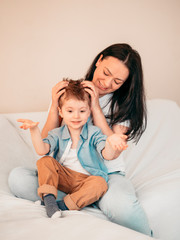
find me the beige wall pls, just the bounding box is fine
[0,0,180,113]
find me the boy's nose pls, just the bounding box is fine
[74,111,80,118]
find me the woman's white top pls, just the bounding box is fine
[99,93,130,127]
[98,93,130,174]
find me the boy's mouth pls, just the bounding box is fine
[71,121,81,124]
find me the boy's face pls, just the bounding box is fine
[59,97,91,131]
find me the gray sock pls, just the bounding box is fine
[43,194,61,218]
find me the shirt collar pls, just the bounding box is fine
[61,125,71,140]
[80,122,88,140]
[61,123,88,140]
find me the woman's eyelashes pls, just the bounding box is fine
[103,70,109,76]
[114,79,123,85]
[103,70,123,85]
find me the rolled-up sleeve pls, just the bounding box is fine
[92,128,107,159]
[43,132,59,155]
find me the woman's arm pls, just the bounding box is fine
[91,105,114,136]
[41,81,69,138]
[82,81,129,136]
[82,81,113,136]
[41,105,61,139]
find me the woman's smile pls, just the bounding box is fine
[92,56,129,96]
[98,80,109,91]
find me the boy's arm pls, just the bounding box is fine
[17,119,50,155]
[102,133,128,160]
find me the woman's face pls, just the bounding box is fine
[92,55,129,96]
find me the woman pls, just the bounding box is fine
[8,43,152,236]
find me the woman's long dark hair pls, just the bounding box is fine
[85,43,147,143]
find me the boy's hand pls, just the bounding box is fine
[17,119,39,130]
[107,133,128,151]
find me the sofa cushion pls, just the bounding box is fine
[0,116,36,192]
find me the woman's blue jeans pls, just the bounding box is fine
[8,166,152,236]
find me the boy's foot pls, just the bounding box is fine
[51,210,62,219]
[36,199,69,212]
[43,194,61,218]
[35,200,44,205]
[56,200,69,211]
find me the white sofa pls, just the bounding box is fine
[0,99,180,240]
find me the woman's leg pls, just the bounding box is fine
[8,166,40,201]
[97,173,152,236]
[8,166,66,202]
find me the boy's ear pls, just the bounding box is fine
[58,107,63,118]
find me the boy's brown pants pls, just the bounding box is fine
[36,156,108,210]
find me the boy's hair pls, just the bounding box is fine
[59,78,91,108]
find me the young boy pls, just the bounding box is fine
[18,79,128,219]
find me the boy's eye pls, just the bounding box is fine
[67,110,72,113]
[80,109,86,113]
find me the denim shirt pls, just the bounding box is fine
[43,122,109,182]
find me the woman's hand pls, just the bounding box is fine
[17,119,39,130]
[51,80,69,109]
[81,81,100,110]
[81,80,113,136]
